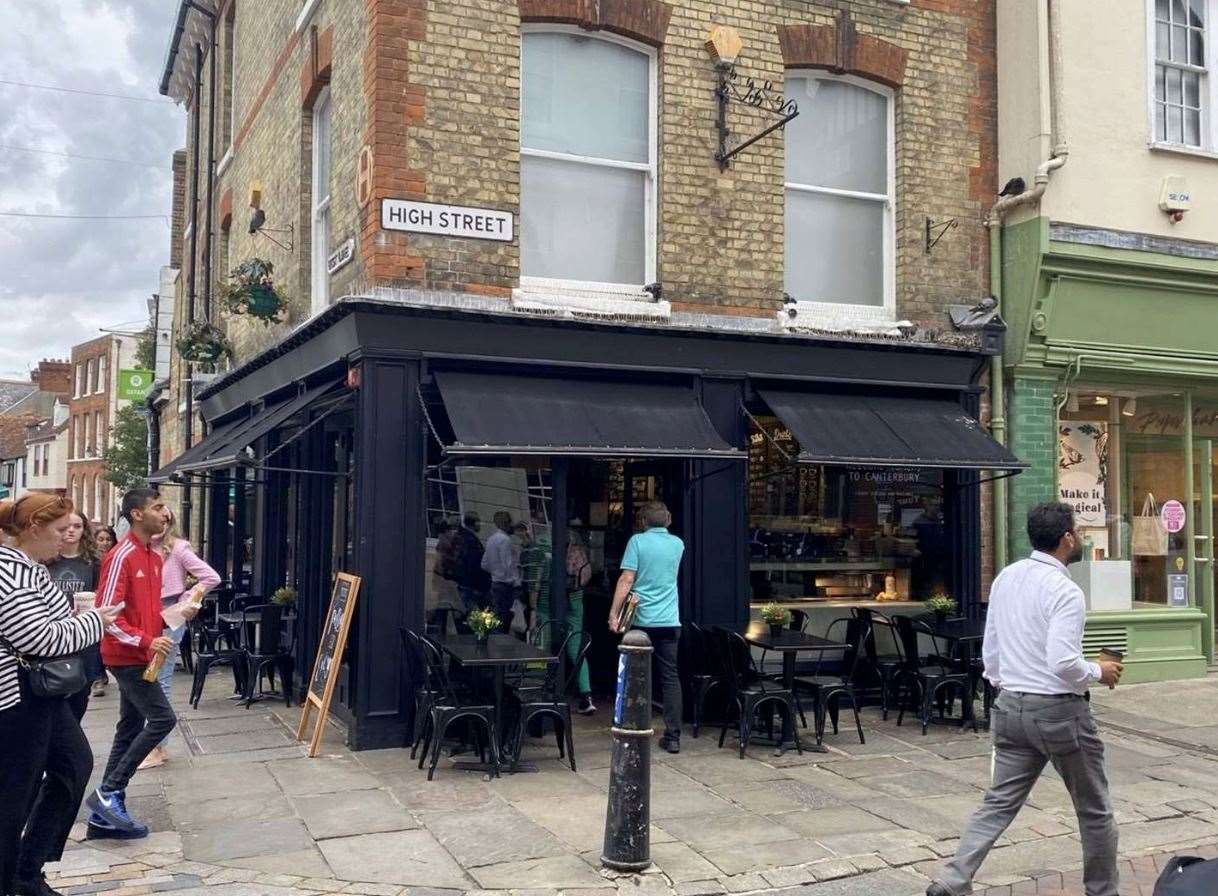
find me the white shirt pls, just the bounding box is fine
[982,551,1102,696]
[480,530,519,585]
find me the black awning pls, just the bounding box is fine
[177,381,341,474]
[148,417,244,483]
[756,389,1026,471]
[433,371,741,459]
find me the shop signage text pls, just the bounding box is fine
[1130,404,1218,438]
[1161,499,1186,534]
[1058,422,1108,525]
[117,369,154,402]
[381,199,513,242]
[327,238,354,275]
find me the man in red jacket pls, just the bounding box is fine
[85,489,173,840]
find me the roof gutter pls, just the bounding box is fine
[158,1,191,96]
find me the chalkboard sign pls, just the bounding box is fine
[296,573,361,757]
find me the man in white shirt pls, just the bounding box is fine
[481,511,519,632]
[928,502,1124,896]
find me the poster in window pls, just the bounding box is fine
[1058,422,1108,527]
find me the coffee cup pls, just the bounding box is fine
[73,591,96,615]
[1097,647,1124,663]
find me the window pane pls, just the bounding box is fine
[1156,64,1167,101]
[1157,100,1168,140]
[785,190,884,306]
[1172,25,1189,61]
[785,76,888,194]
[1157,22,1170,59]
[1190,28,1205,65]
[1168,66,1183,103]
[1173,0,1188,23]
[1185,107,1201,144]
[314,95,331,204]
[522,32,649,163]
[1190,0,1205,24]
[1157,0,1169,18]
[1169,104,1184,142]
[1184,70,1201,106]
[521,155,645,283]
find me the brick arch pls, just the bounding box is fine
[518,0,674,48]
[778,17,907,90]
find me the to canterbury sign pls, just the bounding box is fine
[381,199,513,242]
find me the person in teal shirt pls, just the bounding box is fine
[609,501,684,753]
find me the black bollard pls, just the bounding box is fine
[601,629,653,872]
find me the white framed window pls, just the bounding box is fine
[223,4,237,151]
[784,73,895,318]
[74,363,83,398]
[93,476,101,522]
[520,27,657,295]
[97,354,107,394]
[310,86,332,315]
[1151,0,1210,148]
[95,410,104,451]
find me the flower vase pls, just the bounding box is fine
[769,623,784,639]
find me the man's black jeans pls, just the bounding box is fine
[638,626,682,742]
[101,666,177,793]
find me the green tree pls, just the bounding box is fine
[103,405,149,492]
[135,325,157,371]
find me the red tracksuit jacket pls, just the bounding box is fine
[96,533,164,668]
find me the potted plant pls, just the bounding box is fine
[219,258,289,324]
[467,608,500,646]
[176,321,233,364]
[925,593,958,623]
[271,586,298,607]
[759,602,791,638]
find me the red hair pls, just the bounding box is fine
[0,494,74,537]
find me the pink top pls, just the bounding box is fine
[159,538,222,599]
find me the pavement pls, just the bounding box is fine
[46,670,1218,896]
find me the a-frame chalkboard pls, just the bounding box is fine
[296,572,362,757]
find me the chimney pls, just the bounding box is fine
[31,359,71,395]
[170,149,187,268]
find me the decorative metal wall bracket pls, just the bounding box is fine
[714,63,798,171]
[256,223,294,252]
[925,217,958,253]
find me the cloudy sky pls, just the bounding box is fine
[0,1,182,379]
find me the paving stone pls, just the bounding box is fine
[47,847,122,878]
[673,881,725,896]
[318,831,470,888]
[754,867,926,895]
[422,803,567,867]
[849,854,887,872]
[651,786,739,820]
[292,789,417,840]
[810,859,858,882]
[226,847,335,879]
[857,770,977,800]
[649,843,722,884]
[1118,817,1218,852]
[759,864,819,887]
[705,838,834,876]
[662,754,785,787]
[269,758,384,796]
[1169,798,1214,814]
[511,794,608,853]
[715,778,848,813]
[468,856,605,889]
[1138,804,1184,821]
[878,845,936,866]
[162,765,281,802]
[340,884,400,895]
[719,872,768,892]
[386,775,500,812]
[771,806,899,840]
[961,835,1087,879]
[826,757,919,780]
[656,813,800,853]
[169,793,297,831]
[181,818,313,864]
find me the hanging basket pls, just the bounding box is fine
[176,322,233,364]
[219,258,289,324]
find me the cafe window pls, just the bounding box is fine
[1059,390,1191,610]
[747,414,947,610]
[520,29,656,290]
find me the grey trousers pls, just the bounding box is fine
[935,691,1118,896]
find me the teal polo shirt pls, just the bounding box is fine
[621,527,684,628]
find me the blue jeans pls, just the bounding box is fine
[158,596,185,745]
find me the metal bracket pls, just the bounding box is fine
[714,63,799,171]
[256,223,294,252]
[925,217,959,253]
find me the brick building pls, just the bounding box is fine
[67,335,138,524]
[0,361,72,500]
[155,0,1013,747]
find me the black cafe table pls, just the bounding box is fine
[437,633,559,774]
[745,623,849,754]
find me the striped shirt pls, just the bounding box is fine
[0,545,104,712]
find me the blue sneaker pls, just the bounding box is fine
[84,810,145,841]
[84,788,148,838]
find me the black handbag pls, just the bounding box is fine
[0,635,88,699]
[1154,856,1218,895]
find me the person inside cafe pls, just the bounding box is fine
[609,501,684,753]
[482,510,521,632]
[453,512,487,611]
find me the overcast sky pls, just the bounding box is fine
[0,0,182,379]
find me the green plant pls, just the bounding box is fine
[101,405,149,492]
[219,258,289,324]
[925,593,958,616]
[135,324,157,370]
[176,321,232,364]
[759,602,791,627]
[467,608,500,639]
[271,586,298,606]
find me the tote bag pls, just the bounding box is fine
[1132,493,1168,557]
[1154,855,1218,895]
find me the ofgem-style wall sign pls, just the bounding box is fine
[381,199,513,242]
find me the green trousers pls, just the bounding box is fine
[535,592,591,696]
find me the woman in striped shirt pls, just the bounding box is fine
[0,495,121,896]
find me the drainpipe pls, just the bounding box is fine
[183,43,203,537]
[986,0,1068,571]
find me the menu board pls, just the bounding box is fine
[296,573,361,757]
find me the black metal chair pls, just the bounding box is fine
[789,608,810,632]
[714,628,802,759]
[401,628,441,759]
[512,630,592,771]
[236,603,295,708]
[415,637,500,780]
[892,614,976,735]
[789,617,869,745]
[426,606,469,637]
[186,615,245,709]
[685,621,726,738]
[852,606,904,720]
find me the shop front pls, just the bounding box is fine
[157,298,1017,749]
[1002,219,1218,682]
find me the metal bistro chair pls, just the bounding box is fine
[851,606,905,720]
[512,630,592,771]
[415,637,501,780]
[892,614,976,735]
[789,617,869,746]
[685,621,727,738]
[401,628,441,759]
[237,603,295,708]
[186,614,245,709]
[714,628,802,759]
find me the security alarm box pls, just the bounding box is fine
[1160,175,1192,212]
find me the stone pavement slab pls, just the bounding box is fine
[657,812,801,853]
[317,830,471,888]
[421,804,568,867]
[268,757,383,795]
[291,789,418,840]
[181,818,315,864]
[467,856,606,889]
